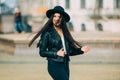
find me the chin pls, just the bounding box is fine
[54,24,60,27]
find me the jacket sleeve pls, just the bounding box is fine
[39,32,57,58]
[69,45,84,56]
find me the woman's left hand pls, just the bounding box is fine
[81,46,90,53]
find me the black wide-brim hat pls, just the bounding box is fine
[46,6,70,22]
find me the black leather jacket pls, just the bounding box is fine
[38,26,84,62]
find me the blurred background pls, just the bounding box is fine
[0,0,120,80]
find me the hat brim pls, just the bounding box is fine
[46,9,70,22]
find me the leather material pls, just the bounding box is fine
[38,26,84,62]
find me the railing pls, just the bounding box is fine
[87,8,120,19]
[102,8,120,18]
[87,8,102,19]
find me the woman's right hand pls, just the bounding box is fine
[57,48,65,57]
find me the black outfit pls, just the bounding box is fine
[38,26,84,80]
[15,13,24,33]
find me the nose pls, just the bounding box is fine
[55,17,60,21]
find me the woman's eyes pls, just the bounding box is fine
[54,15,60,18]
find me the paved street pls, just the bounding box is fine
[0,63,120,80]
[0,53,120,80]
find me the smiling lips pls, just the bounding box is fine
[54,18,61,26]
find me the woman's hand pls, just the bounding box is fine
[57,48,65,57]
[81,46,90,53]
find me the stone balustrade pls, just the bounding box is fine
[0,33,120,57]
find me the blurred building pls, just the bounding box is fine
[0,0,18,33]
[51,0,120,32]
[17,0,120,32]
[0,0,120,33]
[18,0,51,32]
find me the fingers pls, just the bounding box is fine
[57,48,65,57]
[81,46,90,53]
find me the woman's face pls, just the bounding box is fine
[53,13,61,27]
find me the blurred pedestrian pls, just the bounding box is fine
[23,16,32,32]
[14,9,24,34]
[29,6,90,80]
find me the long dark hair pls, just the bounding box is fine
[28,15,53,47]
[60,15,82,48]
[28,14,82,49]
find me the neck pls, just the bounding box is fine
[54,25,63,36]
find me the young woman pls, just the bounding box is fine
[29,6,89,80]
